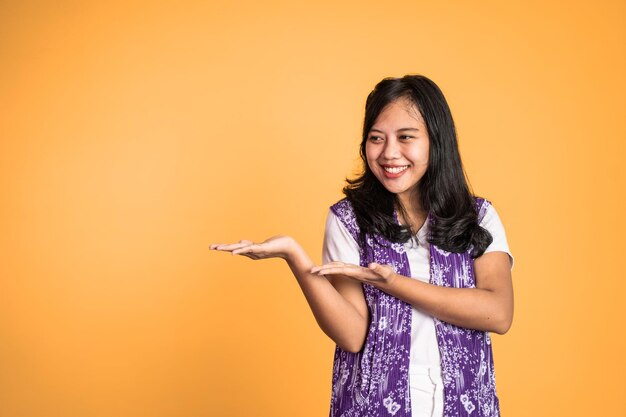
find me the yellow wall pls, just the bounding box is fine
[1,1,624,416]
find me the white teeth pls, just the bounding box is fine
[383,165,409,174]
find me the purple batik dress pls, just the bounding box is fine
[328,197,500,417]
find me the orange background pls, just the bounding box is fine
[1,1,624,416]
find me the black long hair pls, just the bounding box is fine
[343,74,492,257]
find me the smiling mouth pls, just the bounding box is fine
[383,165,409,174]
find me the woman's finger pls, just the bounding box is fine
[315,265,373,278]
[311,261,348,273]
[232,244,262,255]
[314,266,352,275]
[312,262,357,272]
[212,241,254,251]
[209,239,254,250]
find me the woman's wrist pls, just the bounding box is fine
[284,240,315,273]
[369,274,401,294]
[279,236,299,260]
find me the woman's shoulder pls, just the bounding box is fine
[473,195,493,208]
[330,196,350,208]
[472,195,494,222]
[328,198,360,237]
[472,196,511,234]
[322,201,361,264]
[329,197,354,217]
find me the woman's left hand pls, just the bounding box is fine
[310,261,398,286]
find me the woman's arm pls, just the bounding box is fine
[285,241,368,352]
[377,251,513,334]
[312,251,513,334]
[210,236,369,352]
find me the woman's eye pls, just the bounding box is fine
[399,135,413,140]
[368,136,382,142]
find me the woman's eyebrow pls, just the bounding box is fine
[370,127,420,133]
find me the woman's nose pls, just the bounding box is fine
[382,138,401,159]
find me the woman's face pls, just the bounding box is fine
[365,97,430,209]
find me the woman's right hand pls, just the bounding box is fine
[209,235,297,261]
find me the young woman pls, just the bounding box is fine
[210,74,514,417]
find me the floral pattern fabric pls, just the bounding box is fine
[328,197,500,417]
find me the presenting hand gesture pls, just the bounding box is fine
[210,235,297,260]
[310,261,398,286]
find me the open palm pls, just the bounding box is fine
[210,235,296,260]
[311,261,397,285]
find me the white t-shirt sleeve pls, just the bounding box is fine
[322,209,360,265]
[480,204,515,270]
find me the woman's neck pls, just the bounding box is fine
[395,197,427,232]
[396,192,425,217]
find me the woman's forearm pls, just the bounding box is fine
[375,275,513,334]
[285,243,368,352]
